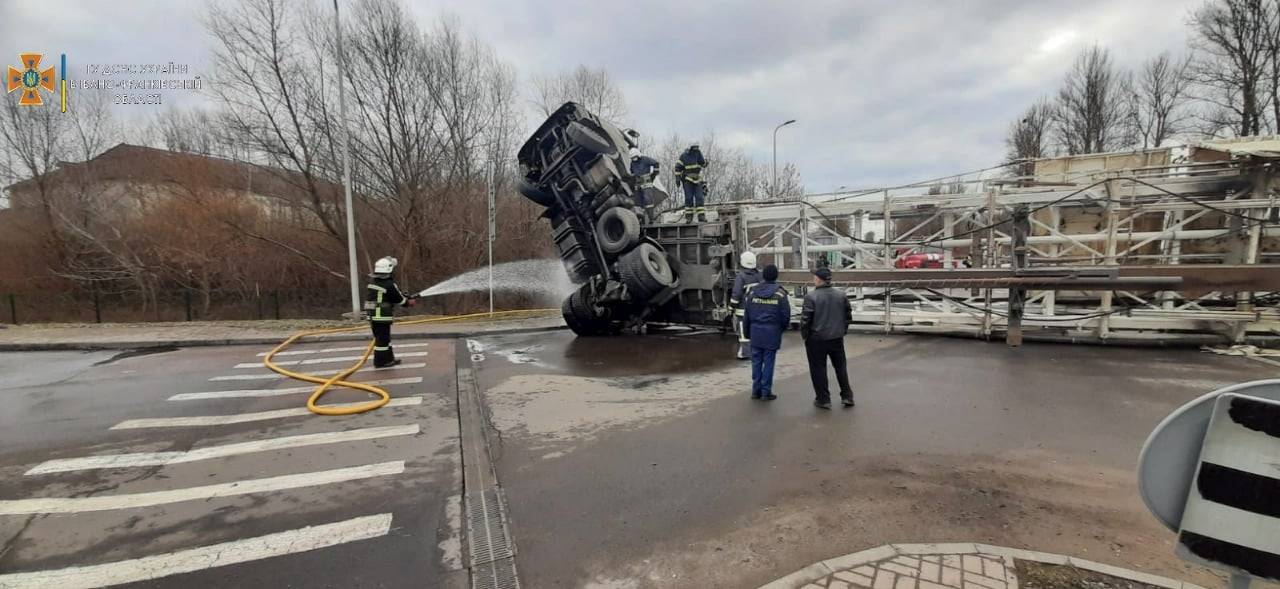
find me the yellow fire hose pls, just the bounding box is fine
[262,309,557,415]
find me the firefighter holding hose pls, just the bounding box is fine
[365,256,417,368]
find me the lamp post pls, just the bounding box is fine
[772,119,796,198]
[332,0,359,316]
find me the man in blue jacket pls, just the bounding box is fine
[742,264,790,401]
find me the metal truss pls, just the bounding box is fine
[726,159,1280,345]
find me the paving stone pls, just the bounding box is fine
[874,569,897,589]
[894,575,917,589]
[881,562,920,577]
[830,581,851,589]
[964,583,997,589]
[835,570,875,588]
[853,566,878,577]
[920,561,941,583]
[918,582,950,589]
[922,556,941,565]
[940,566,962,587]
[981,558,1004,579]
[962,556,984,574]
[896,543,977,556]
[963,572,1005,589]
[892,556,922,569]
[941,555,962,570]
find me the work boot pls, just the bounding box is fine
[683,209,694,223]
[763,394,777,401]
[841,396,855,408]
[751,391,762,400]
[377,358,402,369]
[696,209,707,222]
[814,400,831,409]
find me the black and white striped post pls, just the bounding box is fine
[1139,381,1280,589]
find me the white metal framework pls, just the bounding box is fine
[731,158,1280,344]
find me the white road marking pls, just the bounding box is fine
[0,461,405,515]
[110,396,423,429]
[209,363,426,381]
[168,377,423,401]
[234,351,428,369]
[26,425,420,475]
[257,342,430,357]
[0,513,393,589]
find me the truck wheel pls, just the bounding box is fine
[595,207,641,254]
[566,121,614,157]
[516,176,555,207]
[562,288,603,336]
[618,243,675,300]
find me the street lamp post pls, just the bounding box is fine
[332,0,359,317]
[772,119,796,199]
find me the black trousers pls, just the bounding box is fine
[370,320,396,367]
[805,337,853,403]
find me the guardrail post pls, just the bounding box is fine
[7,293,15,325]
[184,290,193,321]
[92,289,102,323]
[272,290,281,320]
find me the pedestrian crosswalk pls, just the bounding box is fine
[1,341,439,588]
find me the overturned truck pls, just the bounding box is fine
[516,102,749,335]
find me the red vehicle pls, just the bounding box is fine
[893,250,954,269]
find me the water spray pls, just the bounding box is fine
[416,259,574,304]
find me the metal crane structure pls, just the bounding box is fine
[730,146,1280,346]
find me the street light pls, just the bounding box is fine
[772,119,796,199]
[332,0,359,317]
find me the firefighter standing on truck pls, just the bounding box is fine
[365,256,416,368]
[674,144,708,222]
[730,251,762,360]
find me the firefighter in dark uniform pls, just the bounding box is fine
[674,144,708,222]
[365,256,417,368]
[741,264,789,401]
[729,251,762,360]
[629,148,662,223]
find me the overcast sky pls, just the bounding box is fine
[1,0,1202,192]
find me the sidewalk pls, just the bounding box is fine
[760,543,1208,589]
[0,313,565,351]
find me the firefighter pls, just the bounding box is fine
[365,256,417,368]
[730,251,762,360]
[629,147,661,223]
[741,264,789,401]
[674,144,708,222]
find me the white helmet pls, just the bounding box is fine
[373,256,398,274]
[739,251,757,269]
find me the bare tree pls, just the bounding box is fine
[1264,0,1280,131]
[1132,52,1194,147]
[1053,45,1135,154]
[532,65,629,123]
[1005,98,1055,175]
[1187,0,1274,136]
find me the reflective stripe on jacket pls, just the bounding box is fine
[365,275,407,322]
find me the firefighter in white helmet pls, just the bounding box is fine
[729,251,762,360]
[365,256,417,368]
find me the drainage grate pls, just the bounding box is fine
[466,487,515,566]
[471,557,520,589]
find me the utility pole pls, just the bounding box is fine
[333,0,359,316]
[487,161,496,315]
[772,119,796,199]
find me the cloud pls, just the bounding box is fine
[2,0,1203,190]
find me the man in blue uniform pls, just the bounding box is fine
[741,264,789,401]
[629,148,662,223]
[729,251,762,360]
[674,144,708,222]
[365,256,417,368]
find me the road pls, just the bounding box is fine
[0,331,1275,588]
[0,342,466,588]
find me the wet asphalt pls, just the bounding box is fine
[0,342,464,588]
[0,331,1275,588]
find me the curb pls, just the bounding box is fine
[758,542,1206,589]
[0,324,567,352]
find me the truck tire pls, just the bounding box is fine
[516,176,555,207]
[566,121,614,157]
[595,207,641,254]
[562,287,604,336]
[618,242,675,300]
